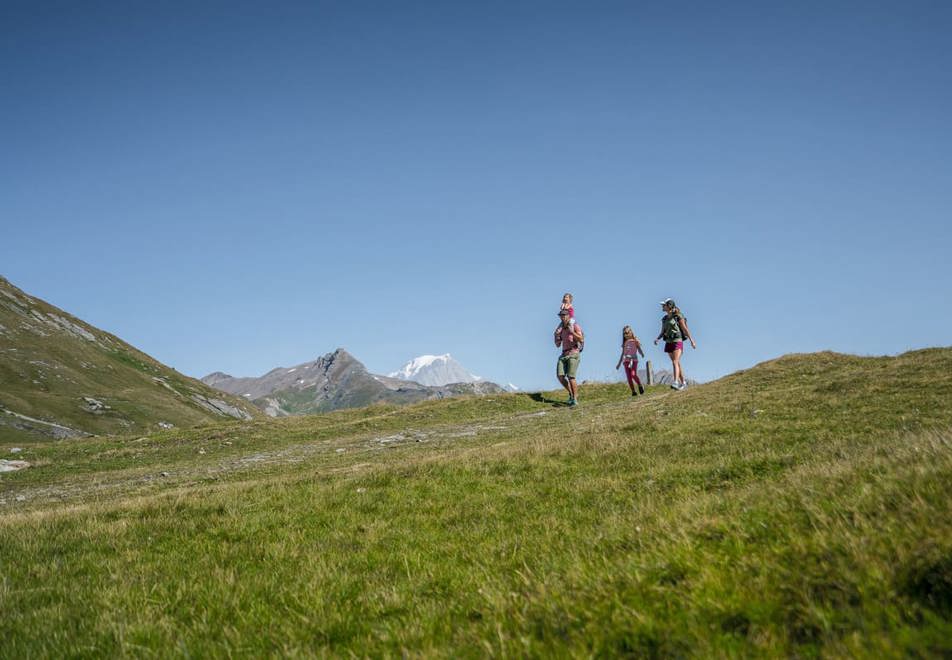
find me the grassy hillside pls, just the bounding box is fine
[1,349,951,656]
[0,276,259,442]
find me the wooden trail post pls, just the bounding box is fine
[645,360,654,386]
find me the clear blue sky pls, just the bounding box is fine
[2,1,951,391]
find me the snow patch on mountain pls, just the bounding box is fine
[388,354,482,387]
[389,354,449,379]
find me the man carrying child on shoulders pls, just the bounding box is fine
[554,309,584,407]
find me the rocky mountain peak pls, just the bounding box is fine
[202,371,232,383]
[324,347,355,365]
[203,348,503,416]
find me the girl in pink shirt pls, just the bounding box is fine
[560,293,576,328]
[615,325,645,396]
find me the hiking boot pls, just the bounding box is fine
[638,385,645,395]
[670,383,679,390]
[569,398,578,407]
[631,390,637,397]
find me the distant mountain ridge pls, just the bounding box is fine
[388,354,481,387]
[203,350,504,417]
[0,276,259,442]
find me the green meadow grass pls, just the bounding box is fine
[1,349,951,657]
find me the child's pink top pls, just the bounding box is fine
[623,339,639,359]
[562,305,575,318]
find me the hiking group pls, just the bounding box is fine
[554,294,696,407]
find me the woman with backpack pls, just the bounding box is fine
[654,298,696,390]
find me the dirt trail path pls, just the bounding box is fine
[1,407,90,438]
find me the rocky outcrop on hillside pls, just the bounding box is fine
[203,349,505,417]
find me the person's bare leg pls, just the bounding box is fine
[668,350,679,385]
[672,349,683,385]
[568,378,578,400]
[558,374,571,395]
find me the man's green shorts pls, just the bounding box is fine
[557,352,580,379]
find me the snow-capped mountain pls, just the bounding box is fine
[203,349,504,417]
[388,354,482,387]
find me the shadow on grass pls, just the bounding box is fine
[527,392,570,407]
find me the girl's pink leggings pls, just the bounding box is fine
[623,359,641,389]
